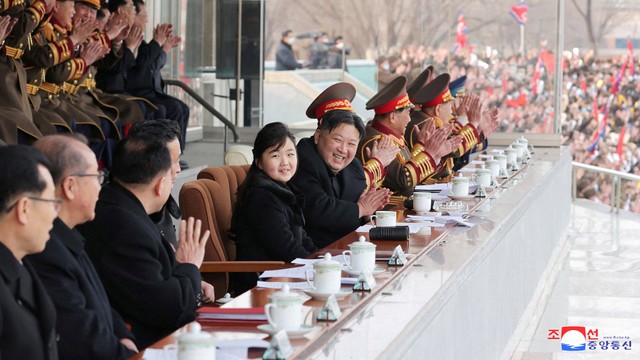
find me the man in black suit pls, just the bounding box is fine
[78,119,212,348]
[0,145,58,359]
[28,135,138,359]
[126,0,189,168]
[291,83,396,248]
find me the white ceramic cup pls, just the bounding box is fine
[486,158,500,177]
[264,285,303,331]
[305,254,342,294]
[342,237,376,273]
[448,175,470,196]
[505,147,518,166]
[370,210,396,227]
[494,153,508,171]
[472,166,492,188]
[413,192,432,213]
[175,322,216,360]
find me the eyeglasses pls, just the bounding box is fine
[69,170,106,185]
[28,196,63,212]
[4,196,63,213]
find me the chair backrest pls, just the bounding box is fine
[197,179,236,261]
[179,179,229,294]
[224,145,253,165]
[198,165,250,207]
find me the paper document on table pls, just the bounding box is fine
[458,167,476,173]
[415,183,448,191]
[435,215,476,227]
[142,339,270,360]
[256,281,313,290]
[259,264,311,279]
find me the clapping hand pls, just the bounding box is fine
[366,135,400,167]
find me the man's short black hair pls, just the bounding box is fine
[318,110,366,139]
[133,0,144,14]
[281,29,292,38]
[0,145,52,212]
[108,0,127,13]
[111,119,179,185]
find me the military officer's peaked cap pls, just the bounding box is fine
[306,82,356,119]
[366,76,414,115]
[76,0,101,10]
[449,75,467,97]
[407,65,434,102]
[412,73,452,108]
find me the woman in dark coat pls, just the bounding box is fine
[231,122,317,293]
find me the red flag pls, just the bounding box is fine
[627,39,635,76]
[454,13,468,51]
[509,3,529,25]
[617,123,627,168]
[540,50,555,75]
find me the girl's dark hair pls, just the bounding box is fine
[250,122,296,168]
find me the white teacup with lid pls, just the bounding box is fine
[472,164,492,188]
[342,236,376,273]
[448,173,471,197]
[504,146,518,166]
[264,284,305,331]
[512,142,526,160]
[174,322,216,360]
[485,156,500,177]
[493,152,508,172]
[305,253,342,294]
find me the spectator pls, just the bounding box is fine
[275,29,302,71]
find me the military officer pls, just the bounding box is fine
[357,76,461,197]
[0,0,53,144]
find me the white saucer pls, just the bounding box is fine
[447,194,476,201]
[257,324,316,339]
[302,289,352,301]
[342,267,386,277]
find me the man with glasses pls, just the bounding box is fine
[0,145,59,359]
[28,135,138,359]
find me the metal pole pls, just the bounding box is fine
[258,0,265,128]
[341,2,346,80]
[553,0,564,134]
[235,0,243,128]
[520,24,525,58]
[571,166,577,200]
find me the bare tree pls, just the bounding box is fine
[571,0,630,57]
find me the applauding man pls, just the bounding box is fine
[78,120,211,348]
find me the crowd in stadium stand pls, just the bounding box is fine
[377,44,640,211]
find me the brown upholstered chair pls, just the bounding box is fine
[179,178,293,298]
[197,165,249,206]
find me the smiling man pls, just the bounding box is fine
[291,82,396,248]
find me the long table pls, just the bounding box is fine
[132,147,572,360]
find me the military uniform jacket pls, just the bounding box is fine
[0,0,49,143]
[291,136,367,248]
[78,181,202,349]
[27,219,136,360]
[358,121,437,197]
[0,242,58,359]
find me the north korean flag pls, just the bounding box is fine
[509,3,529,25]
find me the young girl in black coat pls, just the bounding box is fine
[231,122,317,294]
